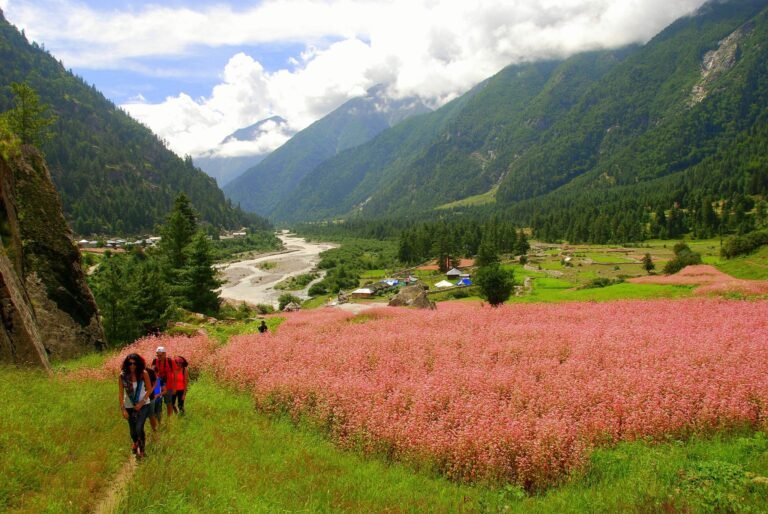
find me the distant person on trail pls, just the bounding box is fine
[258,320,268,334]
[152,346,177,418]
[119,353,152,458]
[171,356,189,416]
[147,365,164,431]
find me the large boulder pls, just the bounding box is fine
[388,284,435,310]
[0,145,105,369]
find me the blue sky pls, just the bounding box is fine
[1,0,709,159]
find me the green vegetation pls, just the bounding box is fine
[278,293,302,310]
[663,242,703,274]
[209,232,282,261]
[436,185,498,210]
[0,365,125,513]
[508,432,768,513]
[89,194,226,345]
[305,237,399,295]
[274,272,318,291]
[717,245,768,280]
[205,317,284,344]
[721,229,768,259]
[0,18,262,234]
[475,263,515,306]
[1,82,55,146]
[120,374,501,513]
[6,345,768,513]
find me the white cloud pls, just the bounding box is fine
[5,0,709,157]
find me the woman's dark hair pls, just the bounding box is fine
[121,353,146,377]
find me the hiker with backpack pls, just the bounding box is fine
[171,356,189,416]
[153,346,178,418]
[119,353,152,458]
[147,365,164,431]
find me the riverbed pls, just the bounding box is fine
[217,232,337,308]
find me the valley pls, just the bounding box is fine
[3,0,768,512]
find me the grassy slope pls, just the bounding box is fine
[0,364,125,513]
[5,315,768,512]
[120,374,502,513]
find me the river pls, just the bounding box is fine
[218,232,337,308]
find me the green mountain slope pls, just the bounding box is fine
[223,86,430,216]
[0,12,263,234]
[274,50,630,222]
[269,0,768,232]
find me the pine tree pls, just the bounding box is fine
[3,82,55,146]
[159,193,198,269]
[476,232,499,266]
[182,232,221,315]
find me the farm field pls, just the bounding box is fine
[339,238,768,308]
[214,299,768,490]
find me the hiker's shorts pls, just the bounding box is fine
[149,397,163,417]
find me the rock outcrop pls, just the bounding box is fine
[690,22,754,105]
[0,144,105,369]
[388,284,436,310]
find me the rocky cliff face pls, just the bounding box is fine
[0,144,105,369]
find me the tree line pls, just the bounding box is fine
[88,194,222,345]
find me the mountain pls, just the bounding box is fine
[221,116,290,144]
[0,11,265,235]
[193,153,267,187]
[271,50,628,222]
[223,85,431,216]
[267,0,768,234]
[0,137,105,369]
[194,116,293,186]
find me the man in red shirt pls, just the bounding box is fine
[153,346,177,418]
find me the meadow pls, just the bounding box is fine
[7,239,768,512]
[213,299,768,491]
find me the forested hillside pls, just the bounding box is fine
[268,0,768,244]
[224,85,430,216]
[0,11,265,235]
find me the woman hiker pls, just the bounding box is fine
[118,353,153,458]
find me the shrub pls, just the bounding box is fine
[664,243,702,274]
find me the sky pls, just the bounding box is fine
[1,0,710,159]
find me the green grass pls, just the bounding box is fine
[206,317,285,343]
[360,269,388,280]
[510,432,768,513]
[274,272,318,291]
[513,282,695,303]
[581,252,636,264]
[0,365,126,513]
[119,374,504,513]
[717,245,768,280]
[303,294,335,309]
[6,348,768,513]
[436,185,498,210]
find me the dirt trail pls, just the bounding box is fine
[218,232,337,308]
[92,458,136,514]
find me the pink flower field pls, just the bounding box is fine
[629,264,768,296]
[70,334,217,381]
[211,299,768,489]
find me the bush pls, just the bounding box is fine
[721,229,768,259]
[581,277,625,289]
[278,293,301,311]
[308,283,328,296]
[664,243,702,274]
[475,263,515,307]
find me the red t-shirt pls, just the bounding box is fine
[173,356,187,390]
[154,356,177,387]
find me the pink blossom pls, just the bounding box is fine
[210,299,768,489]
